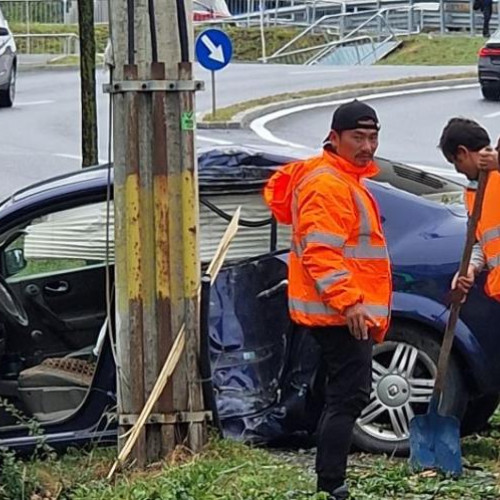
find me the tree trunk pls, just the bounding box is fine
[78,0,98,167]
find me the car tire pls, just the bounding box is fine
[481,85,500,101]
[461,393,500,435]
[0,64,16,108]
[352,322,469,456]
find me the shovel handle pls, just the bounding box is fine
[433,171,488,398]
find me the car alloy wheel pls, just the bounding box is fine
[352,324,468,455]
[358,341,435,443]
[0,65,16,108]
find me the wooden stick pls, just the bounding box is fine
[206,206,241,284]
[107,325,186,479]
[434,171,488,399]
[108,206,242,479]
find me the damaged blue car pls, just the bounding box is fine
[0,147,499,456]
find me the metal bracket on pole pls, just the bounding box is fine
[119,411,213,426]
[103,80,205,94]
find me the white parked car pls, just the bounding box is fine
[0,5,16,108]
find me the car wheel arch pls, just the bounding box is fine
[391,292,489,395]
[388,316,474,391]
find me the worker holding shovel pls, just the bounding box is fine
[409,118,494,476]
[439,118,500,302]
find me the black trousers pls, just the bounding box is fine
[310,326,373,494]
[483,2,492,36]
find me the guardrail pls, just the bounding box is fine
[13,32,79,54]
[202,0,499,34]
[265,5,420,65]
[0,0,107,23]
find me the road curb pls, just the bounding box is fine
[198,76,478,130]
[18,62,107,73]
[19,64,81,72]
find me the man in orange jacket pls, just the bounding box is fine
[264,100,392,500]
[439,118,500,301]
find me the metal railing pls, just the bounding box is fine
[204,0,500,35]
[265,5,419,65]
[13,32,79,54]
[205,0,348,27]
[1,0,499,58]
[0,0,108,23]
[278,34,384,65]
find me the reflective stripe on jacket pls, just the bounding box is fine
[263,150,392,342]
[465,171,500,301]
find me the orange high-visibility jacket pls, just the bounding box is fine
[465,171,500,301]
[264,150,392,342]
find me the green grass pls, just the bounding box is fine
[13,258,88,277]
[219,26,324,62]
[9,24,321,61]
[9,25,485,67]
[9,420,500,500]
[10,23,109,54]
[379,34,485,65]
[9,24,486,65]
[25,439,322,500]
[202,71,476,122]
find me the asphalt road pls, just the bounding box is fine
[0,63,478,199]
[261,84,500,172]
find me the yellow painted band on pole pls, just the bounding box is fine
[114,183,129,311]
[181,170,199,298]
[154,175,170,299]
[126,174,142,300]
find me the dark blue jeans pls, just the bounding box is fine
[311,326,373,494]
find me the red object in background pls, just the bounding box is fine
[193,0,231,21]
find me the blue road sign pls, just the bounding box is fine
[195,29,233,72]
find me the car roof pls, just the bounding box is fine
[5,165,111,205]
[0,147,298,212]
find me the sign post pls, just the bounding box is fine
[195,28,233,119]
[211,70,216,117]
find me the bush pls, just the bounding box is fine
[0,448,38,500]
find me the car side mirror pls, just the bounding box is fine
[0,28,9,37]
[5,248,27,276]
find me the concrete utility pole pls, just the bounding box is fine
[77,0,98,167]
[107,0,207,466]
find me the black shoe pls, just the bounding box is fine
[329,483,349,500]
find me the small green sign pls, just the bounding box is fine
[181,111,195,131]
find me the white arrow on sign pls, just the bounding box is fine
[201,34,225,64]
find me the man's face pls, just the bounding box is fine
[450,146,480,181]
[329,123,379,167]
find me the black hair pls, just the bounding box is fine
[439,118,490,163]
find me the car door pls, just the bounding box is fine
[2,201,113,360]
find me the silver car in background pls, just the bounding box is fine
[0,5,16,108]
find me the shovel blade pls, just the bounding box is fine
[409,409,462,476]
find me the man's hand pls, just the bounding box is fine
[451,264,476,303]
[478,147,499,171]
[344,303,379,341]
